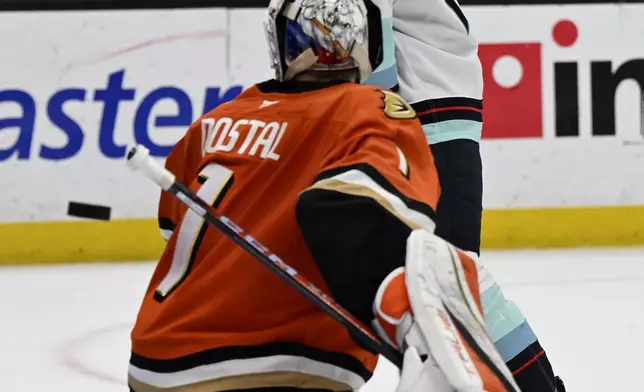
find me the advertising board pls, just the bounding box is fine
[1,5,643,262]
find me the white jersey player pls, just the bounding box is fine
[364,1,565,390]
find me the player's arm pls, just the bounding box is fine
[295,96,515,391]
[295,93,439,327]
[384,0,484,256]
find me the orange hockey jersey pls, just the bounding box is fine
[129,79,440,391]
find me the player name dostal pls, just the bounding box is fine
[201,117,287,161]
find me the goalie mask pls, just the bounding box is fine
[264,0,384,83]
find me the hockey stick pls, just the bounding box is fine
[125,145,404,369]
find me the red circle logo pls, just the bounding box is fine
[553,19,579,47]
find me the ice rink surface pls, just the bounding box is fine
[2,247,643,392]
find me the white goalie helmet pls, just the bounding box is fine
[264,0,384,83]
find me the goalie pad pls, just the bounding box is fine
[374,230,520,392]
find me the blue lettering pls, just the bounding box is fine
[202,85,243,114]
[3,74,245,161]
[0,90,35,161]
[94,70,135,158]
[134,87,193,157]
[41,89,87,160]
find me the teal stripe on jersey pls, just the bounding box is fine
[364,18,397,89]
[481,283,538,361]
[494,321,539,362]
[365,64,398,90]
[422,120,482,144]
[482,283,526,341]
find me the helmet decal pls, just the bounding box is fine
[265,0,382,82]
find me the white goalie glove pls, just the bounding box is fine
[372,230,521,392]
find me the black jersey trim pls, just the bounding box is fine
[314,163,436,222]
[158,217,176,232]
[411,97,483,125]
[418,110,483,125]
[130,342,372,381]
[412,97,483,112]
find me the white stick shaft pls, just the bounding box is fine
[125,145,176,191]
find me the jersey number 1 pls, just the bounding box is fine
[154,164,234,302]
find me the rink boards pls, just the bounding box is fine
[1,4,644,263]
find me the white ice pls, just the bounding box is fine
[1,248,643,391]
